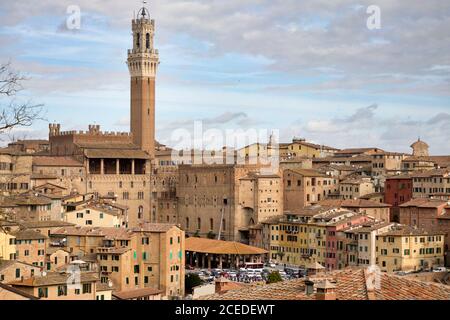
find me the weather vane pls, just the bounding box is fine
[140,0,149,18]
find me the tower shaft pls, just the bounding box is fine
[127,12,159,158]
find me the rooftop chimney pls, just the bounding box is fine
[315,280,337,301]
[304,279,315,296]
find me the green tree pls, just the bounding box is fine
[206,231,216,239]
[267,271,282,284]
[185,273,202,294]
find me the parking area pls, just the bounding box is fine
[186,264,307,284]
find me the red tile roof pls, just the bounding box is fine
[202,268,450,300]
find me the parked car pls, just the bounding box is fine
[433,267,448,273]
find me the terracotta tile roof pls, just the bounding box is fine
[285,168,328,178]
[0,199,18,208]
[313,155,373,163]
[0,260,41,272]
[359,192,384,199]
[411,169,449,178]
[20,221,75,229]
[96,281,115,292]
[8,194,52,206]
[335,148,382,156]
[112,287,163,300]
[379,225,445,237]
[345,221,393,233]
[0,283,39,300]
[240,172,280,180]
[12,229,47,240]
[283,205,335,217]
[402,156,435,163]
[318,164,359,172]
[318,199,391,208]
[52,226,132,240]
[32,156,83,167]
[429,156,450,168]
[0,147,32,156]
[202,268,450,300]
[399,198,448,208]
[260,215,284,224]
[185,237,268,255]
[10,272,98,287]
[385,174,413,180]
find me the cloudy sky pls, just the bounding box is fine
[0,1,449,153]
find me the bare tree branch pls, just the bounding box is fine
[0,62,45,134]
[0,62,27,96]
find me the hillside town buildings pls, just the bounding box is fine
[0,5,449,301]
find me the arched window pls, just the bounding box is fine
[136,33,140,48]
[146,33,150,49]
[186,217,190,229]
[210,218,214,230]
[222,219,226,231]
[197,217,201,230]
[138,206,143,219]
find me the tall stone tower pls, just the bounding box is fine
[127,6,159,158]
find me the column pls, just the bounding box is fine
[116,159,120,175]
[132,159,135,175]
[207,255,212,270]
[219,256,223,269]
[195,253,199,268]
[86,159,90,175]
[202,255,207,269]
[100,159,104,175]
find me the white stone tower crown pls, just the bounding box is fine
[127,7,159,77]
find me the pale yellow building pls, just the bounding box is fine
[376,225,445,273]
[339,177,375,200]
[10,272,99,300]
[0,228,16,261]
[63,202,127,228]
[412,169,450,199]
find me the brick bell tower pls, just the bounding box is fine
[127,5,159,158]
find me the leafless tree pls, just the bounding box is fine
[0,62,44,134]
